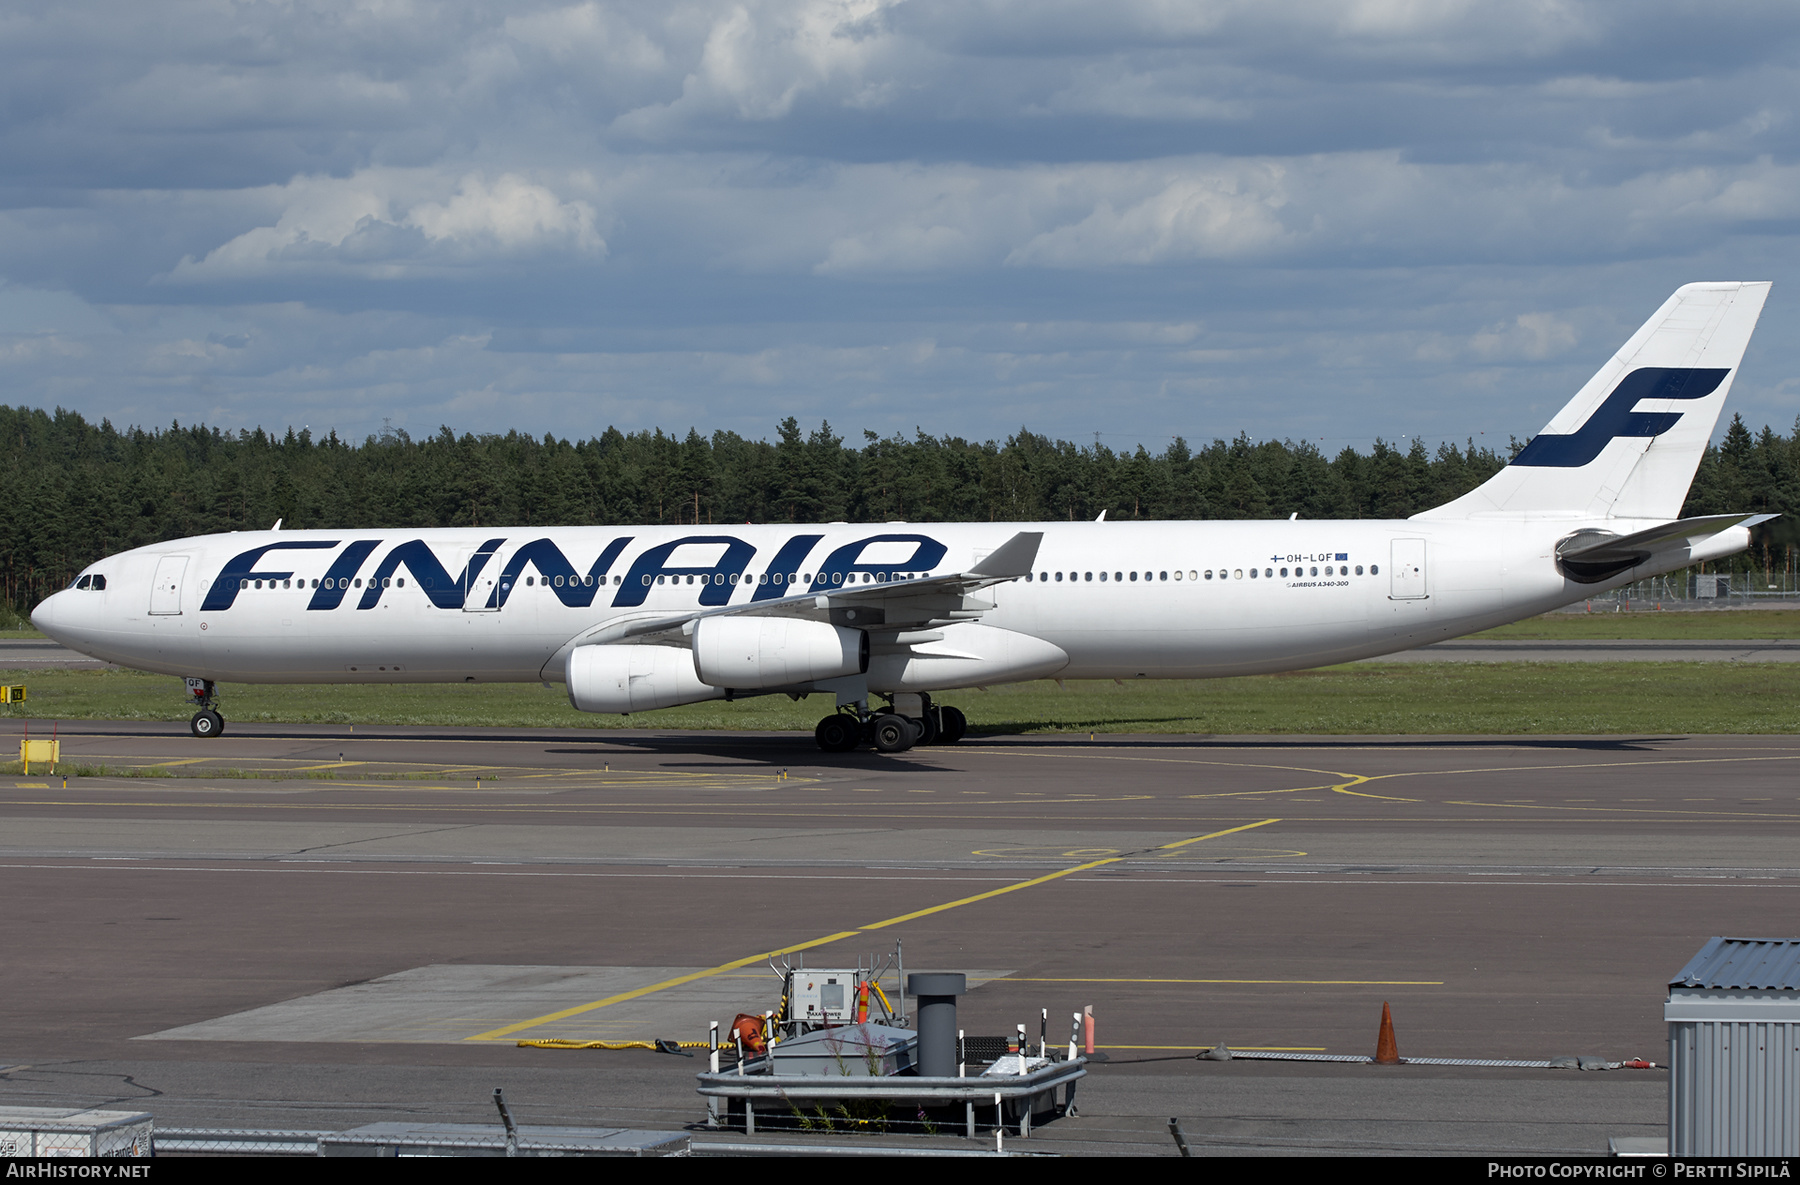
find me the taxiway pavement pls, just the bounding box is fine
[4,723,1796,1155]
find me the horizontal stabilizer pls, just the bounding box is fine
[1556,513,1777,583]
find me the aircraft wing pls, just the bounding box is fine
[557,531,1044,651]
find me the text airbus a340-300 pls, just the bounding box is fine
[34,283,1776,752]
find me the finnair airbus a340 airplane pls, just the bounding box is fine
[33,283,1775,751]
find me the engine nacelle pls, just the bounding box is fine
[566,644,724,714]
[692,617,868,689]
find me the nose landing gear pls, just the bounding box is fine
[184,677,225,738]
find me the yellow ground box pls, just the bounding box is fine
[20,738,59,773]
[0,685,24,703]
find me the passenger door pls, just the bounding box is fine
[149,555,189,615]
[462,546,500,612]
[1389,539,1428,600]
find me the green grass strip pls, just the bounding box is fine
[1471,608,1800,640]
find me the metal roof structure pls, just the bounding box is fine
[1670,936,1800,992]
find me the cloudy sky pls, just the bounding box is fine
[3,0,1798,452]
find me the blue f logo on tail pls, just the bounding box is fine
[1512,367,1731,468]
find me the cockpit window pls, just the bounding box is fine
[75,575,91,589]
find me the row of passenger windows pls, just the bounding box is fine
[233,570,927,592]
[240,577,399,589]
[1027,565,1375,582]
[640,571,921,587]
[293,572,939,588]
[235,564,1378,594]
[238,575,623,591]
[522,574,609,586]
[595,567,1376,587]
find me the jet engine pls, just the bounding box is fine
[691,617,868,689]
[566,644,724,714]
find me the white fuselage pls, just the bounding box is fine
[31,516,1735,692]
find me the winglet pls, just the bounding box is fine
[970,531,1043,578]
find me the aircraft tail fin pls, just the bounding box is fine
[1418,282,1771,521]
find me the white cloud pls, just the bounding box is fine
[405,174,605,252]
[608,0,906,137]
[0,335,88,366]
[170,170,604,280]
[1006,164,1295,267]
[1470,311,1579,361]
[504,3,671,77]
[2,0,1799,450]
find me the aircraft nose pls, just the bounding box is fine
[30,591,66,640]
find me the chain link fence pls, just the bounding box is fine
[1573,566,1800,608]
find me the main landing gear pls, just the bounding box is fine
[814,694,966,754]
[185,677,224,738]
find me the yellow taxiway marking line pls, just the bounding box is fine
[972,846,1309,862]
[1184,783,1340,800]
[21,798,1790,826]
[1183,769,1417,804]
[857,820,1280,931]
[1442,799,1800,821]
[1004,977,1443,986]
[463,819,1282,1042]
[1372,753,1800,784]
[997,748,1403,780]
[1326,772,1417,802]
[462,932,866,1043]
[51,753,789,780]
[988,747,1455,805]
[1000,746,1800,783]
[1234,753,1800,807]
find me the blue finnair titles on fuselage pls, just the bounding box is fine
[31,283,1777,708]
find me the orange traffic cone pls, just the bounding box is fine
[1374,1002,1401,1064]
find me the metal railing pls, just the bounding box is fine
[152,1128,330,1156]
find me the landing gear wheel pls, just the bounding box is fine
[190,709,224,738]
[814,714,860,753]
[870,713,915,753]
[915,710,940,746]
[937,706,967,744]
